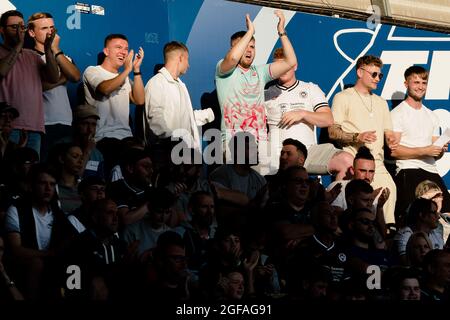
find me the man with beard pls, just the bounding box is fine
[215,11,297,168]
[390,66,450,225]
[0,10,59,157]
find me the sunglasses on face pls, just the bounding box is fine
[360,68,384,80]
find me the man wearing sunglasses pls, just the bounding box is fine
[328,55,397,227]
[390,66,450,224]
[0,10,59,159]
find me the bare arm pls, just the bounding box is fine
[219,14,255,74]
[279,106,333,129]
[129,47,145,105]
[118,202,148,226]
[268,10,297,79]
[328,124,377,147]
[96,51,133,96]
[0,27,24,78]
[214,185,250,207]
[7,233,50,259]
[42,29,60,84]
[51,34,80,82]
[390,133,443,160]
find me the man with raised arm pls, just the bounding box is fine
[215,11,297,167]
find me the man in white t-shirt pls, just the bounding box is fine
[390,66,450,225]
[83,33,145,175]
[27,12,81,159]
[265,48,353,178]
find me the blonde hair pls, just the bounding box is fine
[415,180,441,198]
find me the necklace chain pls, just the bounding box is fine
[354,88,373,115]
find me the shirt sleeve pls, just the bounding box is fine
[145,76,172,137]
[256,63,273,84]
[382,100,393,131]
[83,66,105,92]
[310,83,329,111]
[215,59,235,78]
[331,92,348,126]
[4,206,20,233]
[390,108,403,133]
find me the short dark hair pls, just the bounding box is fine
[78,176,106,194]
[27,12,53,30]
[356,55,383,70]
[280,165,308,186]
[230,30,254,44]
[104,33,128,48]
[345,179,373,199]
[404,65,428,80]
[282,138,308,159]
[0,10,23,27]
[28,163,57,184]
[354,146,374,162]
[406,198,436,226]
[348,206,373,222]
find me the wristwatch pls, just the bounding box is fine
[278,31,288,37]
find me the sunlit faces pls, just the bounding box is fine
[352,158,375,184]
[232,37,255,69]
[104,38,129,68]
[405,74,428,102]
[28,17,55,46]
[357,64,382,91]
[279,144,305,170]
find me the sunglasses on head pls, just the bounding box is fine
[360,68,384,80]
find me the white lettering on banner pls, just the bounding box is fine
[427,51,450,100]
[380,51,429,100]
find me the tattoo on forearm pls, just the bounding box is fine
[328,124,356,146]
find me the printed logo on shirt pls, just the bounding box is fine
[338,253,347,262]
[300,91,308,98]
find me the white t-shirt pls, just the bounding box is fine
[39,53,73,126]
[265,80,328,149]
[391,101,440,174]
[83,65,133,141]
[4,205,54,251]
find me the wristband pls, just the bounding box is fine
[134,71,142,76]
[55,51,64,59]
[278,31,288,37]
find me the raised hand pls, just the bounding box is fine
[274,10,286,34]
[377,187,390,208]
[133,47,144,71]
[51,32,61,53]
[245,14,255,35]
[44,28,56,52]
[124,49,134,73]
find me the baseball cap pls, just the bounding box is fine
[0,102,19,118]
[73,104,100,121]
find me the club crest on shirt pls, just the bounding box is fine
[300,91,308,98]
